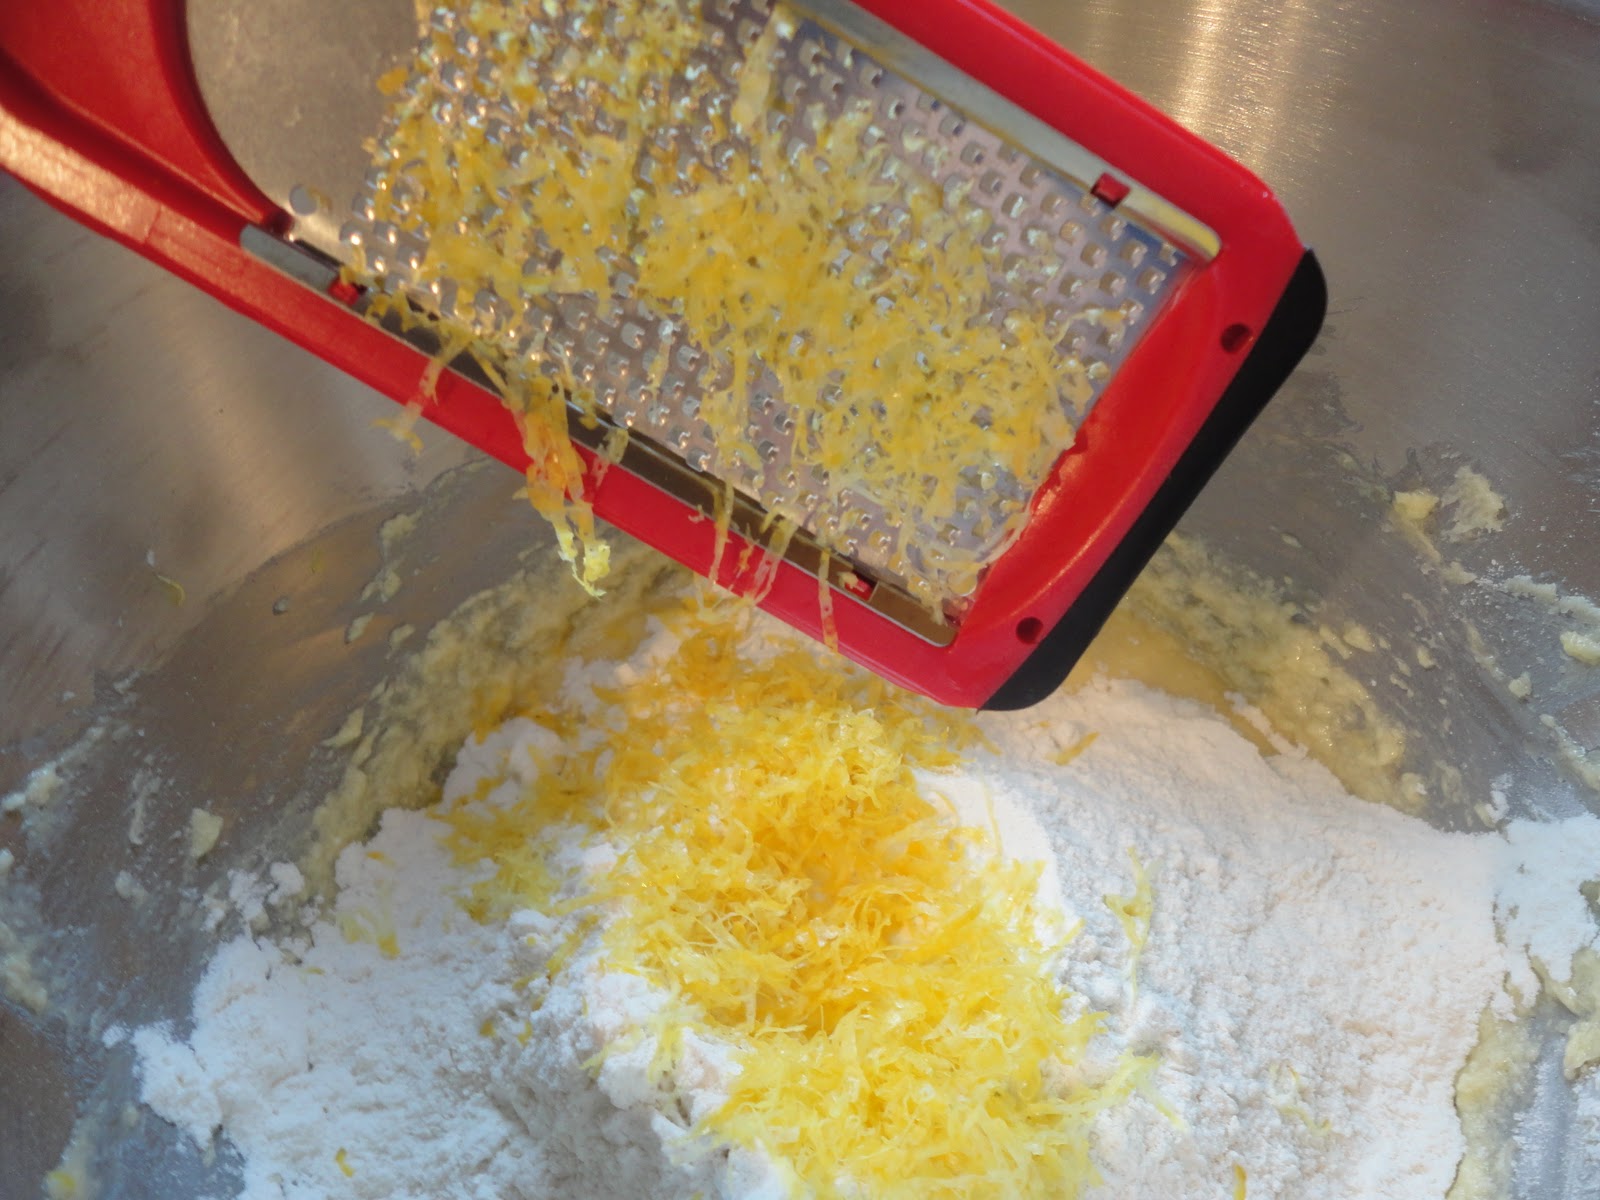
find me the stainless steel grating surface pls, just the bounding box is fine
[338,0,1194,613]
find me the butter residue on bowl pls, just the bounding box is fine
[303,541,683,892]
[1109,534,1416,812]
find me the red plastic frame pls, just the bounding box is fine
[0,0,1307,707]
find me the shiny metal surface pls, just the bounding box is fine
[0,176,504,1188]
[3,0,1600,1195]
[1053,0,1600,829]
[222,0,1197,612]
[0,182,479,764]
[187,0,417,258]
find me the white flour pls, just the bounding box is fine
[975,681,1508,1198]
[132,625,1600,1199]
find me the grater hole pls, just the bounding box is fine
[1221,323,1253,353]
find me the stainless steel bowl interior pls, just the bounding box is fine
[3,0,1600,1194]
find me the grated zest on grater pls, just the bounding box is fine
[338,0,1194,621]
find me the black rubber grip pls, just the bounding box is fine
[983,248,1329,712]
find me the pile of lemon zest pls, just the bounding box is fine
[442,588,1147,1196]
[1234,1163,1248,1200]
[1051,731,1099,767]
[479,1017,497,1038]
[335,1148,355,1178]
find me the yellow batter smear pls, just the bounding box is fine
[1441,466,1506,542]
[1447,1007,1541,1200]
[1114,536,1414,810]
[1560,630,1600,667]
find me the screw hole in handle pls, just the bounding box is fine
[1220,323,1253,353]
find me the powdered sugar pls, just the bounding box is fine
[131,619,1600,1198]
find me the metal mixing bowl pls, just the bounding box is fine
[3,0,1599,1194]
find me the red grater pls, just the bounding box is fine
[0,0,1325,710]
